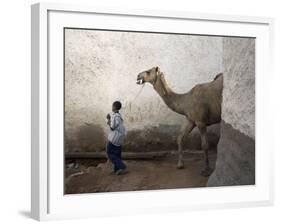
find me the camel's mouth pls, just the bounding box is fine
[136,77,144,85]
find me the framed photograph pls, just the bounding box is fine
[31,2,274,221]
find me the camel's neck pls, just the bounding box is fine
[153,73,185,115]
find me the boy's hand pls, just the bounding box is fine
[106,113,111,120]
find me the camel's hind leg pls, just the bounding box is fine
[197,123,212,177]
[176,119,195,169]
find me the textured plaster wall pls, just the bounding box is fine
[221,38,255,139]
[208,37,255,186]
[64,29,223,152]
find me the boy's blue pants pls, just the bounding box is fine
[106,141,127,172]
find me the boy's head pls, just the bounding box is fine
[112,101,122,112]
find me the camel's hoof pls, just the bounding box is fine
[200,168,212,177]
[176,163,184,169]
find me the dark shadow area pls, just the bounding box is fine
[123,123,220,152]
[65,123,105,152]
[64,123,220,194]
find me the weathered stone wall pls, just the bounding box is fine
[221,38,255,139]
[64,29,222,152]
[207,38,255,186]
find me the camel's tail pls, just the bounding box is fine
[214,73,223,81]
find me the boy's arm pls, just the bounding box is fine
[109,115,120,130]
[108,115,115,130]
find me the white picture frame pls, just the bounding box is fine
[31,2,274,221]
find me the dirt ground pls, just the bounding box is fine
[65,150,217,194]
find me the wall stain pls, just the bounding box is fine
[65,123,220,153]
[65,123,105,152]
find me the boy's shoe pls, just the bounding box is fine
[115,168,128,175]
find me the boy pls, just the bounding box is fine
[106,101,127,175]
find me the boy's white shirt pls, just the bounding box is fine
[108,112,126,146]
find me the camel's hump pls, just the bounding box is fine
[214,73,223,81]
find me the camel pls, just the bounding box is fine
[136,66,223,176]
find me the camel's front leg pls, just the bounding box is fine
[198,124,212,177]
[176,119,195,169]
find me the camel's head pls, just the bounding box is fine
[136,66,160,85]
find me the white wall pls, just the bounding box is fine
[65,29,222,134]
[0,0,280,224]
[222,38,255,138]
[208,37,255,186]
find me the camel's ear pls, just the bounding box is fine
[155,66,160,73]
